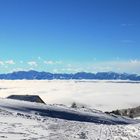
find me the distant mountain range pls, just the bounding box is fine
[0,70,140,81]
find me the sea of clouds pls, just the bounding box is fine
[0,80,140,111]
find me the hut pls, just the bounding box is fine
[7,95,46,104]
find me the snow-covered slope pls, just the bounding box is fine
[0,98,139,125]
[0,98,140,140]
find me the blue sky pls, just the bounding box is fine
[0,0,140,74]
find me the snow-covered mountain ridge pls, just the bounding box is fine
[0,70,140,81]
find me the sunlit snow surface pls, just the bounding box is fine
[0,80,140,140]
[0,99,140,140]
[0,80,140,111]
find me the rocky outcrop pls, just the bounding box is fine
[109,106,140,118]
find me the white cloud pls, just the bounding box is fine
[44,60,62,65]
[56,61,62,64]
[5,60,15,65]
[62,68,80,73]
[87,60,140,74]
[38,57,42,60]
[130,59,140,64]
[67,64,73,67]
[121,23,127,26]
[44,60,54,65]
[121,23,134,27]
[0,61,4,65]
[61,60,140,74]
[52,69,59,73]
[12,68,24,72]
[121,40,135,43]
[20,61,23,64]
[28,61,38,67]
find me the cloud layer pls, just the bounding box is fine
[0,59,140,74]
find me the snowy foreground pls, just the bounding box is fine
[0,98,140,140]
[0,80,140,111]
[0,80,140,140]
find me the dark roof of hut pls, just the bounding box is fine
[7,95,46,104]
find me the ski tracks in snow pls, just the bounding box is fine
[0,108,140,140]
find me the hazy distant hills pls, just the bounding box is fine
[0,70,140,80]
